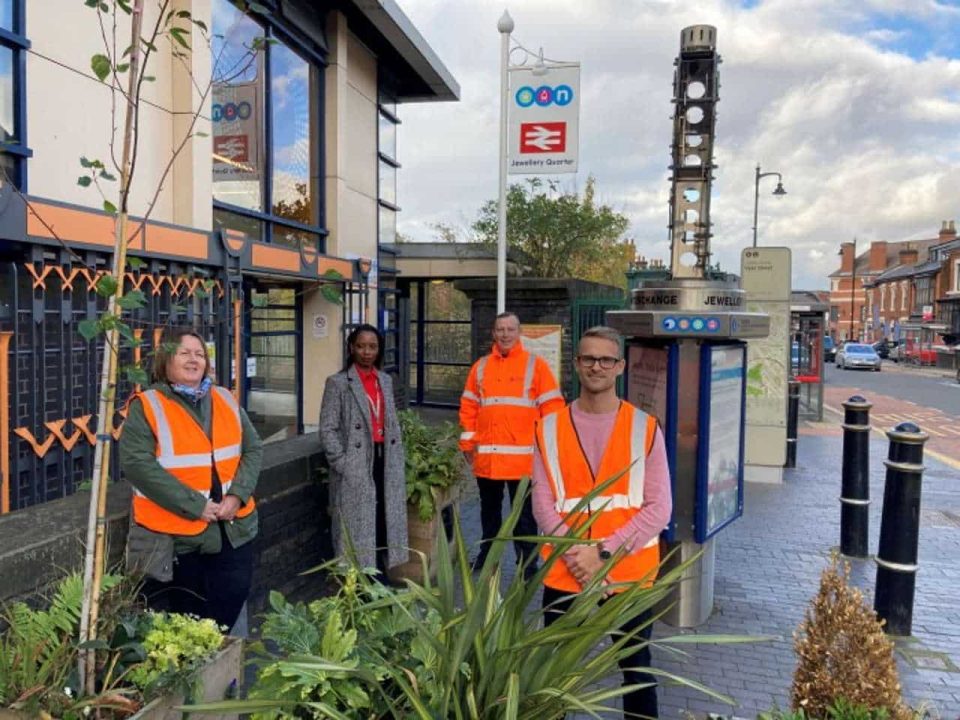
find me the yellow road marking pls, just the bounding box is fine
[823,403,960,472]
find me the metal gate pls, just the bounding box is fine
[571,296,626,396]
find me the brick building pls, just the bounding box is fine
[827,228,945,342]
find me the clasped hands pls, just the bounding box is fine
[563,543,608,587]
[200,495,242,523]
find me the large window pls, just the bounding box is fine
[0,0,30,188]
[211,0,324,251]
[378,99,400,245]
[245,285,301,443]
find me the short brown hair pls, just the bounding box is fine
[579,325,622,352]
[151,327,210,384]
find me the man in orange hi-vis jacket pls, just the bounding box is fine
[459,312,564,577]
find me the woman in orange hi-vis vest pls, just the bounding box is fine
[532,326,672,719]
[120,328,262,631]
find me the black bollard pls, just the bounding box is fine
[785,378,800,468]
[874,422,928,636]
[839,395,872,558]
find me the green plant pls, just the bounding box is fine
[190,479,761,719]
[126,612,224,701]
[399,410,465,521]
[0,572,122,716]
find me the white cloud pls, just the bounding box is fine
[395,0,960,289]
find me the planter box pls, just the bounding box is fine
[391,485,461,583]
[131,636,243,720]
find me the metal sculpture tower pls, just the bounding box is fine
[668,25,720,279]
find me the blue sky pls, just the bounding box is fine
[396,0,960,290]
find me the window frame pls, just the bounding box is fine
[377,98,401,246]
[0,0,31,189]
[211,1,327,253]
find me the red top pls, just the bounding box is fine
[356,366,385,443]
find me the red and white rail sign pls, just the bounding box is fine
[519,122,567,153]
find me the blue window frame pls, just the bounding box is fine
[211,0,326,253]
[0,0,31,189]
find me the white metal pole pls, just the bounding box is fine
[496,10,513,314]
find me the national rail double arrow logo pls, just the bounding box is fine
[519,122,566,153]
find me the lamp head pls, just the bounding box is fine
[772,182,787,197]
[497,10,514,34]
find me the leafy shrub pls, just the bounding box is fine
[127,611,224,700]
[399,409,465,520]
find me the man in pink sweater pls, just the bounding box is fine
[532,325,672,719]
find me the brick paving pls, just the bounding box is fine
[451,419,960,718]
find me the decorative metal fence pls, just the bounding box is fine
[0,250,225,511]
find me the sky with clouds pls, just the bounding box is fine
[394,0,960,290]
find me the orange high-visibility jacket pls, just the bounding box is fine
[132,386,256,536]
[459,341,564,480]
[536,401,659,593]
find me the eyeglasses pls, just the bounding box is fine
[576,355,621,370]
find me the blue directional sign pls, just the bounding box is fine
[662,317,678,331]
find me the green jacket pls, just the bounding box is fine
[119,382,263,555]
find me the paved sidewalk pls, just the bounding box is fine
[453,421,960,717]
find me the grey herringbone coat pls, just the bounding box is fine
[318,366,408,569]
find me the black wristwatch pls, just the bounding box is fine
[598,542,612,561]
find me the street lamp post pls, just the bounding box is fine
[496,11,514,314]
[751,163,787,248]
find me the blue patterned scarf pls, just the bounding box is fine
[170,376,212,404]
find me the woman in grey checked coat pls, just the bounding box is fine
[319,324,408,578]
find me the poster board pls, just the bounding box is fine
[696,343,746,542]
[626,343,679,541]
[521,324,563,386]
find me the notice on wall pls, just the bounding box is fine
[312,313,329,339]
[521,324,563,387]
[626,345,669,427]
[702,345,745,538]
[246,357,257,378]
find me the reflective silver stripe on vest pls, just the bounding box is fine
[536,389,563,406]
[213,444,241,462]
[522,354,536,398]
[475,356,489,395]
[461,390,480,403]
[142,390,174,458]
[542,406,649,515]
[159,452,214,469]
[476,444,535,455]
[480,396,536,408]
[539,413,565,509]
[628,412,647,508]
[134,487,209,499]
[212,385,240,412]
[460,431,475,441]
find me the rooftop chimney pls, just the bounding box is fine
[868,241,888,272]
[940,220,957,242]
[839,242,855,273]
[898,246,918,266]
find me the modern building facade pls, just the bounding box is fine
[0,0,457,511]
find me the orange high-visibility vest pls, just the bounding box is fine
[132,386,255,536]
[536,402,659,593]
[459,342,564,480]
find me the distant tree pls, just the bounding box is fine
[471,176,632,287]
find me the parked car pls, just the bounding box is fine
[887,341,904,362]
[823,336,836,362]
[836,343,881,371]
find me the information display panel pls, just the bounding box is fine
[695,343,746,542]
[625,343,679,540]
